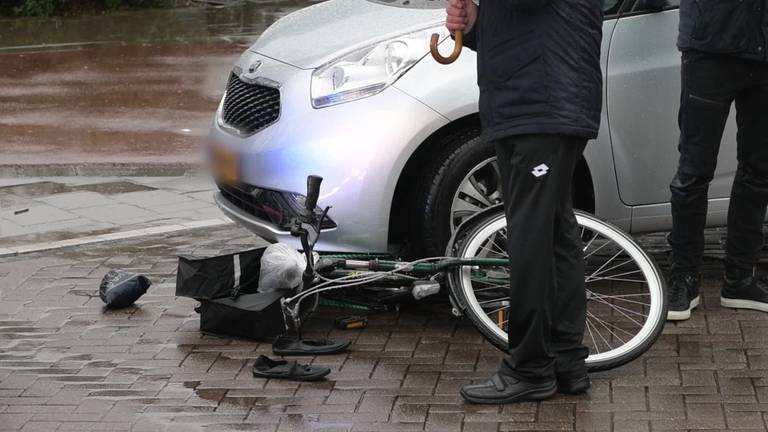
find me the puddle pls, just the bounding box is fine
[0,181,156,197]
[0,0,323,51]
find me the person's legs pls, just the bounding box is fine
[667,51,744,320]
[721,60,768,311]
[460,134,584,404]
[550,141,589,393]
[496,135,586,381]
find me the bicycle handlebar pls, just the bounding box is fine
[305,175,322,214]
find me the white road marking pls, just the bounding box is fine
[0,218,233,257]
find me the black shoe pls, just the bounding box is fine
[721,274,768,312]
[556,374,591,395]
[460,373,556,404]
[666,273,701,321]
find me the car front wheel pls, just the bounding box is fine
[411,127,502,257]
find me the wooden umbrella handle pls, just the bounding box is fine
[430,30,463,65]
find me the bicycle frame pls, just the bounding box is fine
[322,257,509,274]
[279,175,510,337]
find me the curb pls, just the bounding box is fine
[0,163,205,178]
[0,218,233,257]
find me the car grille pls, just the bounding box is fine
[221,73,280,135]
[218,182,336,231]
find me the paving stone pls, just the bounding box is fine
[1,222,768,430]
[70,204,155,223]
[36,192,119,210]
[2,204,78,227]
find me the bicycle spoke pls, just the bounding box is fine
[589,313,636,340]
[591,296,648,321]
[589,293,650,307]
[478,298,509,306]
[476,237,507,258]
[587,260,634,279]
[595,299,648,327]
[587,311,629,345]
[588,249,624,280]
[585,316,600,353]
[484,304,509,317]
[586,259,637,282]
[584,238,613,259]
[586,312,616,348]
[472,284,510,293]
[582,232,598,253]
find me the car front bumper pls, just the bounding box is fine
[207,51,449,252]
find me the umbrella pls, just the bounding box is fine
[430,30,463,64]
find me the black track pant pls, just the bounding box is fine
[669,51,768,279]
[493,134,589,382]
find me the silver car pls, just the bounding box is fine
[207,0,738,255]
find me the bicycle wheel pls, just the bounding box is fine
[447,209,667,372]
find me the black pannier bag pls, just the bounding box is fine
[175,248,266,300]
[199,290,290,340]
[175,247,291,341]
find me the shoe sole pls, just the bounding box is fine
[666,296,700,321]
[557,377,591,395]
[460,381,557,405]
[720,297,768,312]
[252,369,330,381]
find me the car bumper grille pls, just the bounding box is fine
[221,73,280,135]
[218,182,337,232]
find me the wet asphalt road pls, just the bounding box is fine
[0,1,317,168]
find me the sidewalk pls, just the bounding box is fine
[0,176,229,255]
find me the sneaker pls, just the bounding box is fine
[666,273,700,321]
[460,373,556,404]
[721,274,768,312]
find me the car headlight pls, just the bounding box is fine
[311,26,447,108]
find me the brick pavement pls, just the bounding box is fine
[2,225,768,431]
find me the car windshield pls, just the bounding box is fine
[366,0,447,9]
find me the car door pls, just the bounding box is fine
[606,0,738,232]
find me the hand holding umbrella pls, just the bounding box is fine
[431,0,477,65]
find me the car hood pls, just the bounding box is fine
[249,0,444,69]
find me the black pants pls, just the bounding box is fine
[670,51,768,279]
[493,134,589,382]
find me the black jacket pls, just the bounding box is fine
[678,0,768,62]
[458,0,604,141]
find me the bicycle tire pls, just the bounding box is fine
[447,209,667,372]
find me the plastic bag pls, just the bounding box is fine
[258,243,307,293]
[99,270,151,308]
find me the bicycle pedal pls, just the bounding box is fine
[334,316,368,330]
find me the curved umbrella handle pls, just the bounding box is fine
[430,31,462,65]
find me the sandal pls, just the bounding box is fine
[272,336,351,356]
[251,355,330,381]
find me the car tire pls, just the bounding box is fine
[410,126,498,258]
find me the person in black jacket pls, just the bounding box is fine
[445,0,603,404]
[666,0,768,321]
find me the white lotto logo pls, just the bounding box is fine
[531,164,549,178]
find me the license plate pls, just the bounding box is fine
[211,145,239,184]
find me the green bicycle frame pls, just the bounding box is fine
[326,257,510,276]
